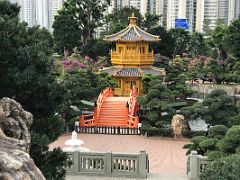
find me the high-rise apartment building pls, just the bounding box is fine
[8,0,64,32]
[228,0,240,24]
[109,0,148,15]
[36,0,50,29]
[218,0,229,24]
[194,0,240,32]
[11,0,240,33]
[202,0,218,30]
[49,0,64,32]
[186,0,196,32]
[129,0,141,10]
[166,0,186,30]
[10,0,37,27]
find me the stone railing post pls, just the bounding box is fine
[138,151,148,178]
[73,151,79,173]
[105,151,112,175]
[188,151,199,180]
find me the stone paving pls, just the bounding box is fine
[50,133,190,178]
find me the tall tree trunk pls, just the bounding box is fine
[64,47,69,60]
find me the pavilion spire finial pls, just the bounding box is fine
[129,12,137,26]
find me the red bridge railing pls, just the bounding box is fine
[80,87,113,127]
[127,85,139,128]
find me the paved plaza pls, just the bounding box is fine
[50,133,189,177]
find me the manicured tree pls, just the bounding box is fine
[181,90,238,126]
[184,136,208,155]
[166,55,194,100]
[217,125,240,154]
[181,103,209,122]
[230,114,240,126]
[138,75,175,127]
[202,90,238,126]
[183,125,228,156]
[200,154,240,180]
[207,125,228,139]
[141,74,162,94]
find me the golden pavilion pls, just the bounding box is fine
[102,14,166,96]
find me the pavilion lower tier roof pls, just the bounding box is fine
[100,66,165,77]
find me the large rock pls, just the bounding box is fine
[0,97,45,180]
[171,114,187,138]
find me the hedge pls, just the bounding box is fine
[141,126,173,137]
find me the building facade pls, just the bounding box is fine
[36,0,50,29]
[10,0,37,27]
[8,0,64,32]
[166,0,187,30]
[10,0,240,33]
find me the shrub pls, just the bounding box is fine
[206,150,226,160]
[230,115,240,126]
[208,125,228,139]
[141,126,173,137]
[182,129,206,138]
[200,154,240,180]
[199,138,217,150]
[217,125,240,154]
[191,136,208,146]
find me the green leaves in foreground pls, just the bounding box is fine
[200,154,240,180]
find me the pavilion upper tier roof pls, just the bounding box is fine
[104,14,160,42]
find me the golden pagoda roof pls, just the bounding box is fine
[100,66,166,77]
[104,14,160,42]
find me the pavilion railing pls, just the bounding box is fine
[111,51,154,65]
[75,126,140,135]
[66,151,148,179]
[127,85,139,128]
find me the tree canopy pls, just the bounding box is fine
[0,1,71,178]
[181,90,238,126]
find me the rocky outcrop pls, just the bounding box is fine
[0,97,45,180]
[171,114,187,139]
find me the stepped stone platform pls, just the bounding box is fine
[50,134,189,178]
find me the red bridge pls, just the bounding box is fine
[80,86,139,128]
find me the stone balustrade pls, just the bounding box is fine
[187,151,211,180]
[66,151,149,179]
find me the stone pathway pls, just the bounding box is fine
[50,133,190,177]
